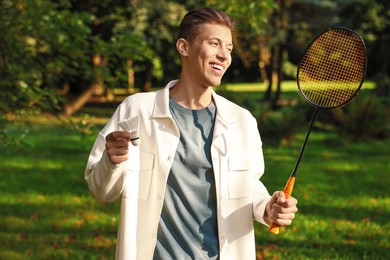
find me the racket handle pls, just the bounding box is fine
[268,176,296,234]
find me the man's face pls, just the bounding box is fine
[186,23,233,88]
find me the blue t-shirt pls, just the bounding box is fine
[153,98,219,259]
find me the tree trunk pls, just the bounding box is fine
[127,59,136,94]
[62,84,98,117]
[273,45,284,109]
[143,67,152,92]
[272,0,289,108]
[263,46,275,101]
[62,54,104,117]
[257,35,270,84]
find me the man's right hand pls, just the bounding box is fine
[105,131,131,165]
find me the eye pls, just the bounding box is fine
[210,41,219,47]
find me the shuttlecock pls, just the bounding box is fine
[129,129,140,146]
[118,116,140,146]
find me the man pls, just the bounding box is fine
[85,7,298,260]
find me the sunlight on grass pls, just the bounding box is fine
[222,80,375,92]
[3,160,63,170]
[0,192,119,259]
[325,162,361,172]
[1,98,388,259]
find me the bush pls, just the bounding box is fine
[256,103,307,146]
[331,93,390,141]
[217,86,309,146]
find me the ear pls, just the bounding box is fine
[176,38,189,57]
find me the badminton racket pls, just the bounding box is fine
[269,27,367,234]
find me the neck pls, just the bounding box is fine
[169,80,213,110]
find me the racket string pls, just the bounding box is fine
[298,28,366,108]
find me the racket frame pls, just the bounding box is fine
[269,27,367,235]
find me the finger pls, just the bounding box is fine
[271,203,298,219]
[272,203,298,214]
[269,191,284,205]
[106,138,130,150]
[106,146,130,165]
[106,131,131,142]
[276,191,286,203]
[270,211,296,225]
[108,154,129,165]
[107,147,129,157]
[272,215,295,226]
[276,196,298,209]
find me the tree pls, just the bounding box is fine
[0,0,185,117]
[61,0,187,115]
[338,0,390,97]
[207,0,292,108]
[126,0,187,92]
[62,0,166,116]
[0,0,91,114]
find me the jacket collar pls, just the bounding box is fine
[152,79,238,125]
[211,89,238,125]
[152,80,176,119]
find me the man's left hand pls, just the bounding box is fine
[265,191,298,226]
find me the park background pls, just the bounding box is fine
[0,0,389,259]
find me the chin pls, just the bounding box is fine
[213,81,222,88]
[201,75,223,88]
[209,78,223,88]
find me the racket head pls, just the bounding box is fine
[297,27,367,109]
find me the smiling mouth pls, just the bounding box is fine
[210,63,224,72]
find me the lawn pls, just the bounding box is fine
[0,82,388,259]
[256,131,390,259]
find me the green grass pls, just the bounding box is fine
[1,81,388,259]
[0,122,120,259]
[256,131,390,259]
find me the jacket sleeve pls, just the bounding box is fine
[252,180,272,226]
[84,107,127,203]
[248,115,272,225]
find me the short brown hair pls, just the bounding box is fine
[178,7,235,43]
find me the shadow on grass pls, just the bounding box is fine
[1,109,389,258]
[0,122,120,258]
[255,235,389,259]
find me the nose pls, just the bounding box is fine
[217,47,230,61]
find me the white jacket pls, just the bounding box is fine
[85,80,271,259]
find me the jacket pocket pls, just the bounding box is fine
[124,151,155,200]
[228,152,252,200]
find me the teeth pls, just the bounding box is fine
[210,63,223,71]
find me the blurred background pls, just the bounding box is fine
[0,0,389,259]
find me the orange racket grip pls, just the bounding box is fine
[268,176,296,234]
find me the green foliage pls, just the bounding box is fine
[0,0,187,114]
[90,1,186,88]
[0,115,30,154]
[207,0,277,34]
[338,0,390,80]
[331,93,390,141]
[0,0,92,114]
[217,84,307,146]
[61,114,100,138]
[257,102,308,146]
